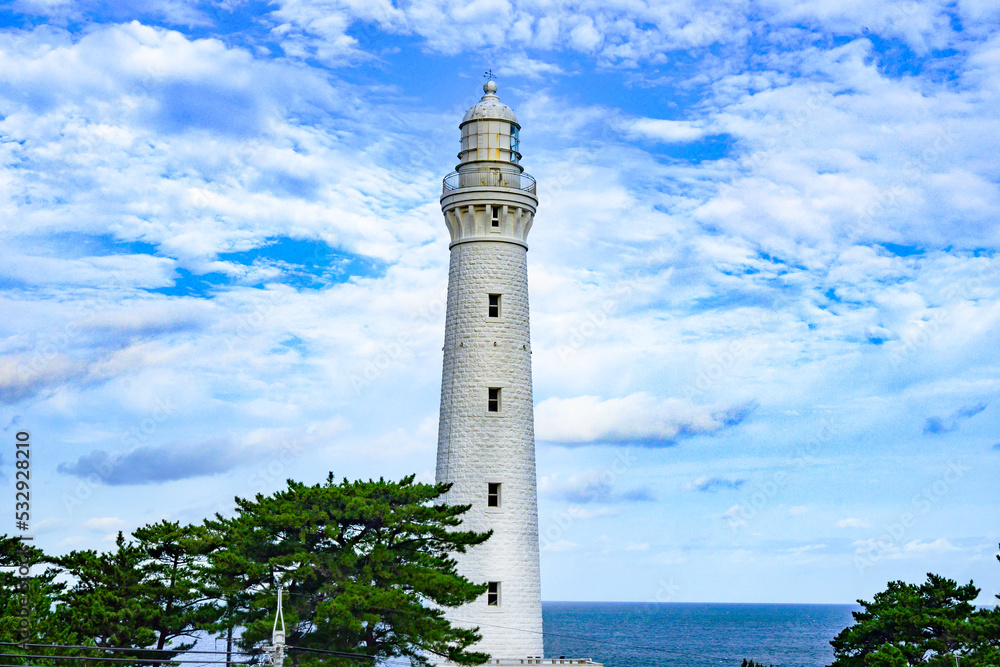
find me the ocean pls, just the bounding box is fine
[542,602,859,667]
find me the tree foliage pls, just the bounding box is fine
[53,531,199,666]
[131,521,217,652]
[0,530,204,667]
[830,572,1000,667]
[198,520,264,666]
[218,473,492,667]
[0,535,78,663]
[0,473,494,667]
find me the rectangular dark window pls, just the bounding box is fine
[488,387,501,413]
[491,205,500,227]
[488,293,501,318]
[488,482,501,507]
[487,581,500,606]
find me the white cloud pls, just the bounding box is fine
[786,543,825,554]
[569,17,603,52]
[902,538,961,554]
[542,539,579,552]
[565,506,621,520]
[757,0,954,52]
[1,0,999,604]
[685,476,746,492]
[535,393,755,446]
[837,517,871,528]
[262,0,974,71]
[83,517,126,531]
[539,471,655,503]
[722,505,744,520]
[852,537,963,560]
[655,549,687,565]
[32,518,68,534]
[625,118,708,143]
[0,22,438,271]
[11,0,213,27]
[1,352,85,405]
[496,54,566,80]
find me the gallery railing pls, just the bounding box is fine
[442,169,537,195]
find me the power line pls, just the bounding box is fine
[0,654,242,665]
[0,644,375,663]
[0,645,253,657]
[286,646,374,661]
[0,663,239,667]
[0,665,219,667]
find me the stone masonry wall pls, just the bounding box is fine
[436,239,544,659]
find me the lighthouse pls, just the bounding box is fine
[435,79,544,661]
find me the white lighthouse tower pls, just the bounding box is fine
[435,79,544,661]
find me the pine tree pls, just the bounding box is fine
[54,533,163,666]
[132,520,216,653]
[220,473,493,666]
[200,514,272,667]
[0,535,79,664]
[830,573,996,666]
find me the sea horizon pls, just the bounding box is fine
[543,600,860,606]
[542,601,861,667]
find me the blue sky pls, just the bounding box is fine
[1,0,998,605]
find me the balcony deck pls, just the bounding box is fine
[442,168,537,195]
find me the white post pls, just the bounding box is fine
[265,583,286,667]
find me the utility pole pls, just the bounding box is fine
[263,583,286,667]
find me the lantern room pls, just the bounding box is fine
[457,80,523,171]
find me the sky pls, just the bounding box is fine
[0,0,998,606]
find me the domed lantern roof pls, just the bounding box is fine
[461,80,519,125]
